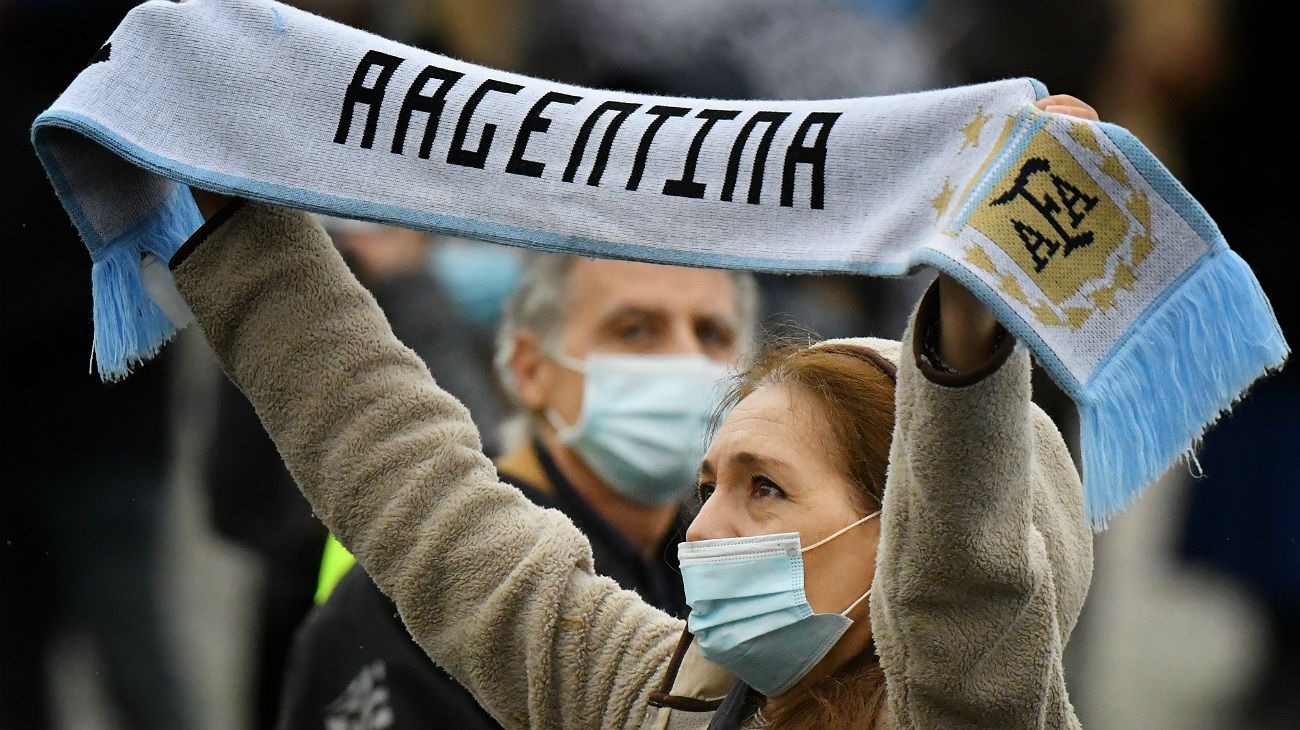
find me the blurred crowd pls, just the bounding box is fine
[1,0,1294,728]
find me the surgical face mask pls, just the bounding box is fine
[545,351,730,506]
[427,240,524,331]
[677,510,881,696]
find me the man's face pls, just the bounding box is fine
[511,258,742,428]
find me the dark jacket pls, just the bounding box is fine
[276,440,691,730]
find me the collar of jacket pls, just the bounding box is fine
[501,443,728,710]
[495,441,555,497]
[648,629,736,713]
[511,438,692,610]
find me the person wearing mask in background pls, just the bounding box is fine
[203,220,512,730]
[277,253,758,729]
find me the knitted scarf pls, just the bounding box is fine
[31,0,1288,526]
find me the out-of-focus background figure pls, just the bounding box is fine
[1,0,1293,729]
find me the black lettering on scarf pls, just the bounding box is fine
[332,59,844,214]
[563,101,641,186]
[89,43,111,66]
[721,111,791,205]
[781,112,840,209]
[392,65,464,158]
[334,50,405,149]
[447,78,525,169]
[506,91,582,178]
[663,109,741,199]
[626,106,690,191]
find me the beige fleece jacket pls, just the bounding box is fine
[172,202,1092,729]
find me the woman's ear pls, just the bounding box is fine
[509,330,551,411]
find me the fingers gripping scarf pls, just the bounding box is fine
[31,0,1288,527]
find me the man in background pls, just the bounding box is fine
[277,252,757,729]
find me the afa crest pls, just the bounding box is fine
[944,108,1155,330]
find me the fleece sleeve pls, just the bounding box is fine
[171,201,683,730]
[869,282,1094,729]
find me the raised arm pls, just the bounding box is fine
[869,277,1093,728]
[869,101,1097,728]
[171,200,682,729]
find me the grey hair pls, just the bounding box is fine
[493,252,760,427]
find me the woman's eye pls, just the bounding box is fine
[697,482,716,504]
[749,477,785,500]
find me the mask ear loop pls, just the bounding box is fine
[544,407,578,440]
[798,510,882,618]
[547,348,587,372]
[799,510,881,553]
[840,586,872,617]
[540,349,587,439]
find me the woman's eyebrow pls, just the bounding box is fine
[731,452,792,471]
[699,460,715,477]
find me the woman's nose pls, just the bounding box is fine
[685,492,740,542]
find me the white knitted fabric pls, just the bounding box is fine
[32,0,1287,526]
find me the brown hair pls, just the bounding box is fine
[710,341,897,729]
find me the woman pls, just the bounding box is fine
[180,96,1098,729]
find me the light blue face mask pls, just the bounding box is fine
[427,240,524,330]
[677,510,881,696]
[546,351,730,506]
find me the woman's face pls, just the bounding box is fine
[687,383,880,618]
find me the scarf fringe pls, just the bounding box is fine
[1080,249,1289,529]
[90,185,203,380]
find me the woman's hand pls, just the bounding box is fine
[935,94,1099,372]
[1035,94,1099,121]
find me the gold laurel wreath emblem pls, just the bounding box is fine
[932,109,1155,330]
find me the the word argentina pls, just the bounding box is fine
[334,50,841,209]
